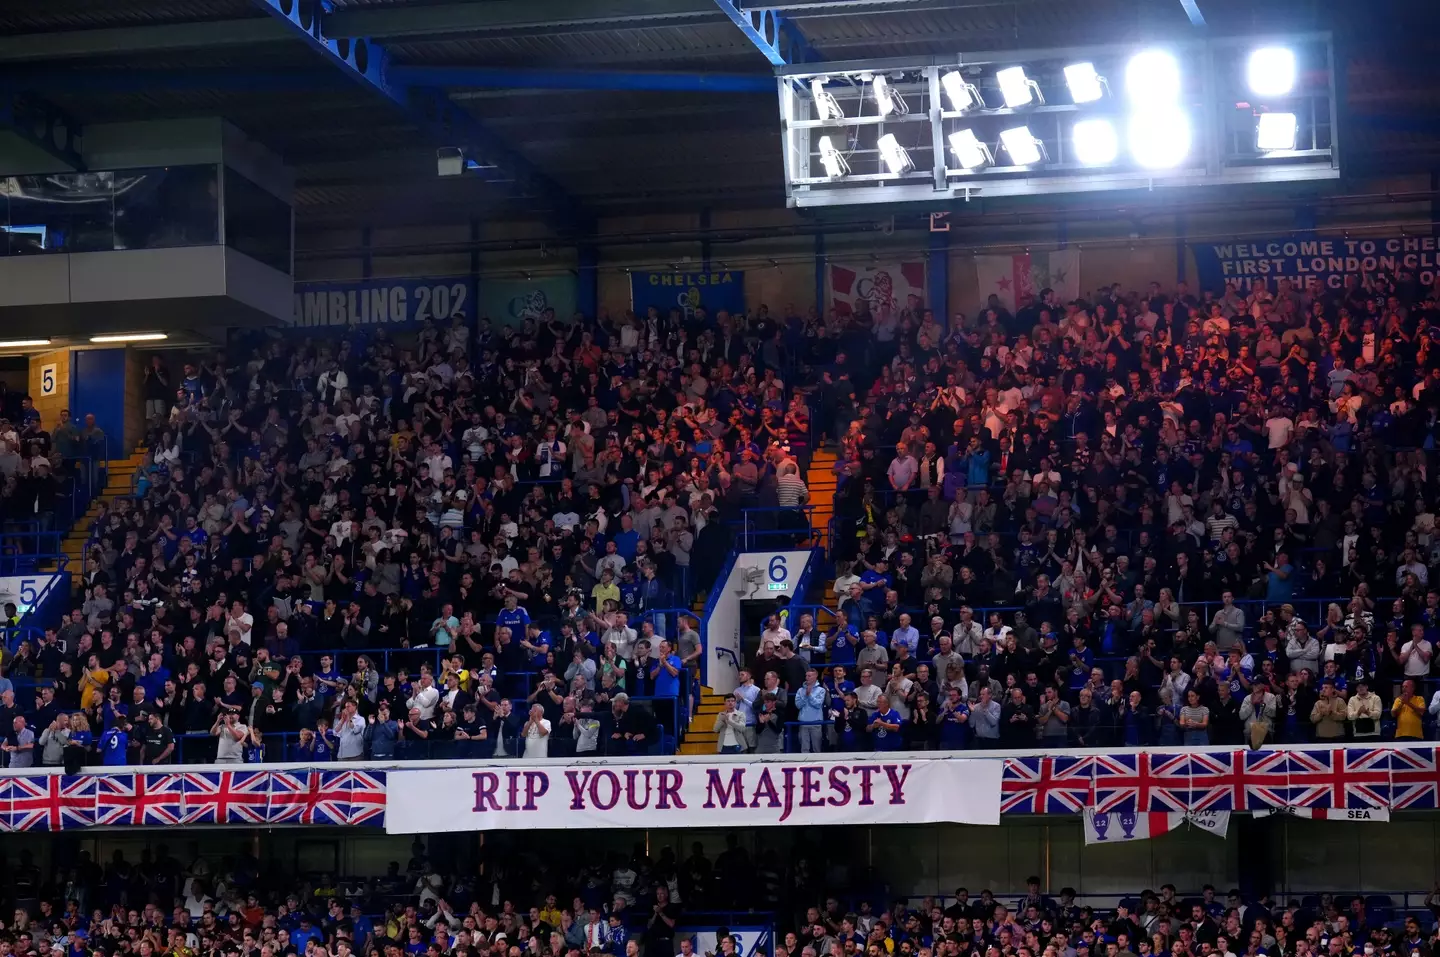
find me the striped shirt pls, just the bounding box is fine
[777,473,809,507]
[1205,512,1239,541]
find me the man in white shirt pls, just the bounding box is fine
[423,441,453,478]
[407,674,440,721]
[1264,411,1294,449]
[227,601,254,646]
[1400,624,1434,679]
[213,713,248,763]
[523,704,551,759]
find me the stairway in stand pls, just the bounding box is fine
[59,447,148,571]
[679,688,725,755]
[806,447,837,549]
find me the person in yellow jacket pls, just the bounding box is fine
[1392,678,1427,740]
[79,659,110,711]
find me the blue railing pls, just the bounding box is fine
[737,506,816,549]
[116,693,682,766]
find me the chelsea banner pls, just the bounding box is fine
[632,269,746,318]
[1191,234,1440,291]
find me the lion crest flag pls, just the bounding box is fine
[828,262,927,320]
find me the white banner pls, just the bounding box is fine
[1084,808,1230,844]
[1253,806,1390,822]
[385,756,1002,833]
[974,250,1081,313]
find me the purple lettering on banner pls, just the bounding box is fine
[657,769,686,809]
[523,771,550,810]
[506,771,522,811]
[826,766,851,806]
[565,770,591,810]
[750,768,781,810]
[799,766,823,808]
[589,770,621,810]
[779,766,797,823]
[624,769,655,810]
[882,764,912,805]
[705,768,746,808]
[854,765,879,806]
[473,772,501,811]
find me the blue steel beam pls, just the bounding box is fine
[2,67,773,95]
[243,0,586,223]
[1179,0,1206,26]
[711,0,821,65]
[388,66,774,93]
[0,69,344,94]
[0,91,83,169]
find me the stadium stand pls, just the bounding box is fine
[4,264,1440,763]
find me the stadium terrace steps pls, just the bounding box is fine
[679,688,726,754]
[58,447,149,568]
[806,448,837,549]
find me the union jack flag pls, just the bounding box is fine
[95,773,185,826]
[181,771,272,825]
[1091,752,1187,813]
[1165,750,1247,812]
[1241,749,1374,809]
[331,770,387,826]
[267,771,350,825]
[4,775,97,831]
[1000,757,1043,813]
[1379,746,1439,810]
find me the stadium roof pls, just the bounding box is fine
[1,0,1436,236]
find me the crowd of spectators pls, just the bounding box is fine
[719,268,1440,753]
[0,838,1436,957]
[3,309,828,765]
[6,262,1440,763]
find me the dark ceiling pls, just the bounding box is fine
[1,0,1438,236]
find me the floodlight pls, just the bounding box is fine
[1248,47,1297,97]
[1125,49,1181,106]
[1063,62,1107,103]
[873,75,909,116]
[1072,119,1119,165]
[1256,112,1298,151]
[1128,108,1192,168]
[818,135,849,178]
[996,66,1042,108]
[811,77,843,121]
[948,129,992,170]
[999,126,1044,166]
[876,133,914,174]
[940,71,984,112]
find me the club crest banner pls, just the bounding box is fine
[384,756,1002,833]
[476,275,577,327]
[828,262,926,320]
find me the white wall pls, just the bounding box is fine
[704,550,813,693]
